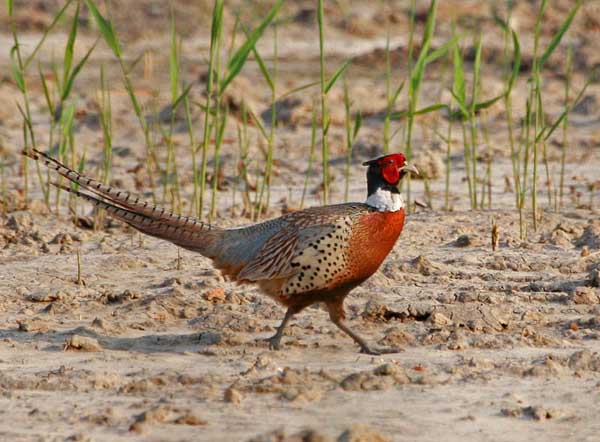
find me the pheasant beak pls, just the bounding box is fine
[399,163,419,176]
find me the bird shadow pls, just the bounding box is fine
[0,325,222,354]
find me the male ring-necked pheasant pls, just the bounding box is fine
[25,149,418,354]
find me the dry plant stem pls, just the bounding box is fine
[481,112,492,209]
[0,163,6,214]
[444,118,452,211]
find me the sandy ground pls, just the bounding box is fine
[1,1,600,441]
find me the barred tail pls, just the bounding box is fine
[25,149,222,257]
[23,148,208,232]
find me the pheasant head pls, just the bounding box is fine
[363,153,419,212]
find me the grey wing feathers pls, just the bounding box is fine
[227,207,357,282]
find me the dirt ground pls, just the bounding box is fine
[1,1,600,441]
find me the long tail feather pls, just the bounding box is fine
[24,149,223,257]
[52,182,204,246]
[23,148,213,233]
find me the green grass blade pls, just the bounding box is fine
[10,46,25,92]
[539,79,590,143]
[410,0,437,94]
[248,109,269,141]
[38,64,54,117]
[470,35,483,113]
[507,29,521,93]
[241,24,275,92]
[61,38,98,102]
[452,31,466,106]
[324,59,351,94]
[171,83,194,112]
[62,0,80,91]
[493,13,509,32]
[391,103,447,119]
[388,80,405,108]
[353,110,362,139]
[425,39,451,65]
[85,0,121,57]
[474,94,503,111]
[60,103,76,138]
[278,81,319,101]
[220,0,283,93]
[450,89,469,117]
[23,0,74,69]
[539,0,582,69]
[73,151,86,190]
[169,8,179,102]
[252,43,274,92]
[210,0,224,50]
[124,52,146,76]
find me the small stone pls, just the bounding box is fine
[65,433,91,442]
[571,287,599,305]
[65,335,103,352]
[161,277,181,287]
[17,318,50,333]
[501,407,523,417]
[224,386,242,404]
[337,424,390,442]
[373,363,397,376]
[454,235,472,247]
[568,350,598,371]
[91,317,106,329]
[26,290,67,302]
[174,414,207,426]
[589,266,600,288]
[428,312,453,327]
[521,311,544,324]
[129,405,172,432]
[50,233,73,245]
[523,406,558,421]
[203,287,226,303]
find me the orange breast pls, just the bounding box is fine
[343,209,406,282]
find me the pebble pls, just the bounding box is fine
[224,386,242,404]
[65,335,103,352]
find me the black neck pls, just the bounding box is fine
[366,166,400,197]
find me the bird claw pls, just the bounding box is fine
[360,345,404,355]
[259,334,282,351]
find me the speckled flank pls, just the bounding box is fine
[281,217,353,297]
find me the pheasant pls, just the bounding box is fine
[24,149,418,354]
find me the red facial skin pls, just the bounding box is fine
[378,153,406,185]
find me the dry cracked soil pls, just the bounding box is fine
[1,1,600,441]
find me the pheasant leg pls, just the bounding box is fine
[326,299,403,355]
[265,306,298,350]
